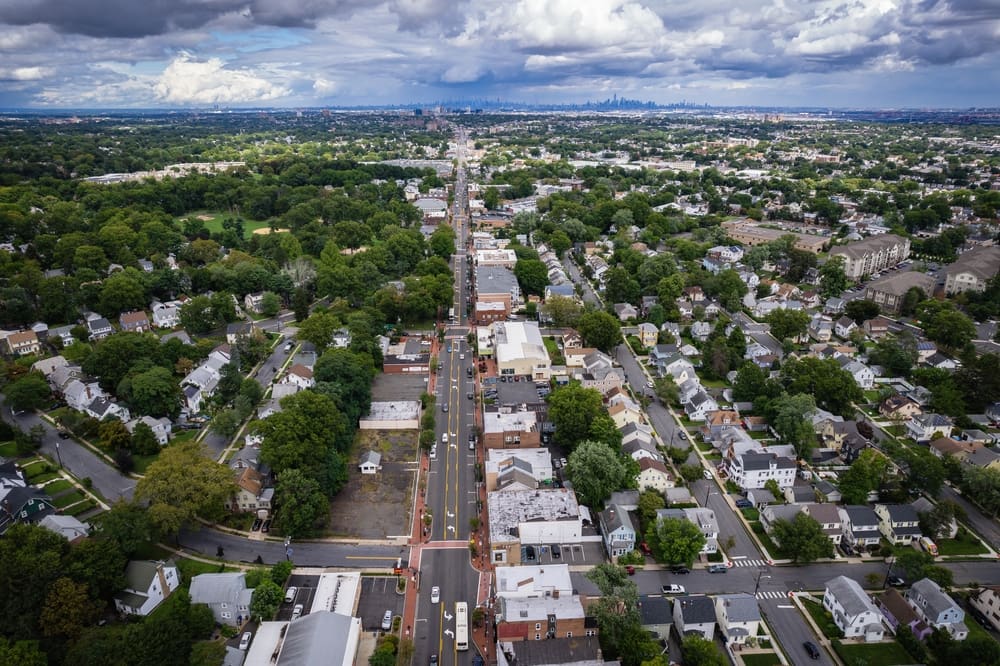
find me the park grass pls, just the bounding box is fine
[52,490,86,508]
[42,479,73,494]
[801,597,841,639]
[180,211,272,238]
[741,654,782,666]
[831,639,913,666]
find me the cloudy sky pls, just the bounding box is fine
[1,0,998,108]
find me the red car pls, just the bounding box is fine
[639,542,652,555]
[625,565,635,575]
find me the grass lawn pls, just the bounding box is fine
[20,459,48,476]
[937,531,989,556]
[134,542,232,582]
[751,522,789,560]
[802,598,841,639]
[132,453,160,474]
[28,471,60,485]
[741,654,782,666]
[65,499,97,516]
[53,490,86,508]
[696,440,714,452]
[182,211,272,238]
[42,479,73,493]
[741,507,760,521]
[700,377,729,388]
[0,441,19,457]
[832,639,913,666]
[963,613,993,642]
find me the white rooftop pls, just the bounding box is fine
[493,321,550,365]
[483,408,538,434]
[489,489,581,543]
[495,564,573,598]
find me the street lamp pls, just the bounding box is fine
[703,487,718,507]
[882,555,896,589]
[753,569,772,597]
[55,441,63,469]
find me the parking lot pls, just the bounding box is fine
[494,377,547,407]
[520,540,605,565]
[357,576,405,632]
[276,573,319,621]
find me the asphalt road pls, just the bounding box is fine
[415,547,480,666]
[760,596,835,666]
[2,400,136,501]
[941,482,1000,551]
[691,478,762,560]
[562,256,601,307]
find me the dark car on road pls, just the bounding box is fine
[803,641,820,659]
[669,566,690,574]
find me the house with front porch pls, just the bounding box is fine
[599,505,636,560]
[875,503,922,545]
[906,578,968,640]
[838,506,880,551]
[823,575,885,642]
[715,594,761,647]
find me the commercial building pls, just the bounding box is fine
[721,219,829,254]
[829,234,911,280]
[485,448,553,490]
[488,489,583,565]
[476,265,521,315]
[492,321,552,380]
[483,408,541,450]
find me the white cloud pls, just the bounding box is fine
[440,62,483,83]
[154,52,290,104]
[313,77,337,94]
[0,66,54,80]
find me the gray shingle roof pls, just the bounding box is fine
[827,575,877,617]
[675,595,716,624]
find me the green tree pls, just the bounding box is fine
[906,451,946,496]
[513,259,549,296]
[656,274,684,304]
[765,308,810,341]
[732,362,769,402]
[765,479,785,504]
[98,419,132,452]
[4,373,51,412]
[771,512,834,564]
[638,490,665,527]
[653,376,679,405]
[819,255,849,298]
[249,579,283,622]
[604,266,641,305]
[135,441,237,539]
[895,550,953,588]
[0,524,69,639]
[540,295,583,327]
[918,501,958,541]
[772,393,817,459]
[270,560,293,586]
[482,186,501,210]
[190,641,227,666]
[585,564,657,665]
[578,310,622,351]
[924,308,977,350]
[39,577,102,640]
[93,501,152,557]
[275,468,329,537]
[844,299,880,325]
[565,440,628,508]
[646,516,706,566]
[292,286,311,322]
[681,635,727,666]
[838,449,890,505]
[547,383,605,450]
[260,291,282,317]
[130,421,160,455]
[780,356,863,417]
[0,638,46,666]
[129,366,181,418]
[428,224,456,259]
[97,269,147,317]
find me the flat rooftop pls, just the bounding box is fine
[486,448,551,475]
[500,594,585,622]
[489,489,581,543]
[483,408,538,434]
[495,564,573,597]
[364,401,420,421]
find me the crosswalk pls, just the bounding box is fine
[729,558,769,568]
[755,590,788,600]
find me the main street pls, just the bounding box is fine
[413,129,485,666]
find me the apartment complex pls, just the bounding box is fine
[721,219,829,254]
[943,245,1000,294]
[829,234,911,280]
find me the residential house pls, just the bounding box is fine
[825,297,846,315]
[875,504,922,545]
[359,451,382,475]
[672,595,716,640]
[0,462,55,535]
[657,507,719,557]
[639,596,674,642]
[929,437,982,461]
[86,317,113,340]
[495,594,589,642]
[152,301,180,329]
[841,359,875,389]
[880,395,922,422]
[637,322,658,348]
[964,446,1000,471]
[189,572,253,626]
[746,488,777,508]
[613,303,638,322]
[715,594,762,647]
[912,496,957,539]
[863,316,892,339]
[690,321,711,342]
[636,458,674,493]
[684,390,719,422]
[760,504,805,536]
[784,486,817,504]
[49,325,76,347]
[5,330,41,356]
[705,410,741,438]
[574,351,625,395]
[808,315,834,342]
[608,401,643,430]
[813,480,842,504]
[906,578,968,640]
[225,321,255,344]
[114,560,180,616]
[876,588,932,640]
[125,416,172,446]
[244,291,265,314]
[916,341,938,362]
[726,450,797,490]
[803,502,843,544]
[86,396,131,422]
[841,435,871,464]
[864,272,936,314]
[38,514,90,542]
[907,413,954,443]
[282,364,315,390]
[225,467,273,514]
[835,316,858,340]
[599,505,636,560]
[969,587,1000,632]
[823,575,886,642]
[119,310,150,333]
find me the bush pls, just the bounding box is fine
[81,477,93,489]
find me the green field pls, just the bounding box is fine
[832,639,913,666]
[181,211,274,238]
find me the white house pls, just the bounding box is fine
[715,594,761,646]
[842,360,875,390]
[636,458,674,493]
[823,575,885,642]
[906,413,954,443]
[684,390,719,422]
[835,316,858,339]
[282,364,315,389]
[839,505,882,550]
[673,596,716,641]
[725,450,796,490]
[359,450,382,475]
[875,504,922,545]
[125,415,172,446]
[114,560,181,617]
[152,301,181,329]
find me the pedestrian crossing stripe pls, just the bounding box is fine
[756,591,787,600]
[730,558,769,567]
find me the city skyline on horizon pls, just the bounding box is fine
[1,1,999,110]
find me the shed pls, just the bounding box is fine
[359,450,382,474]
